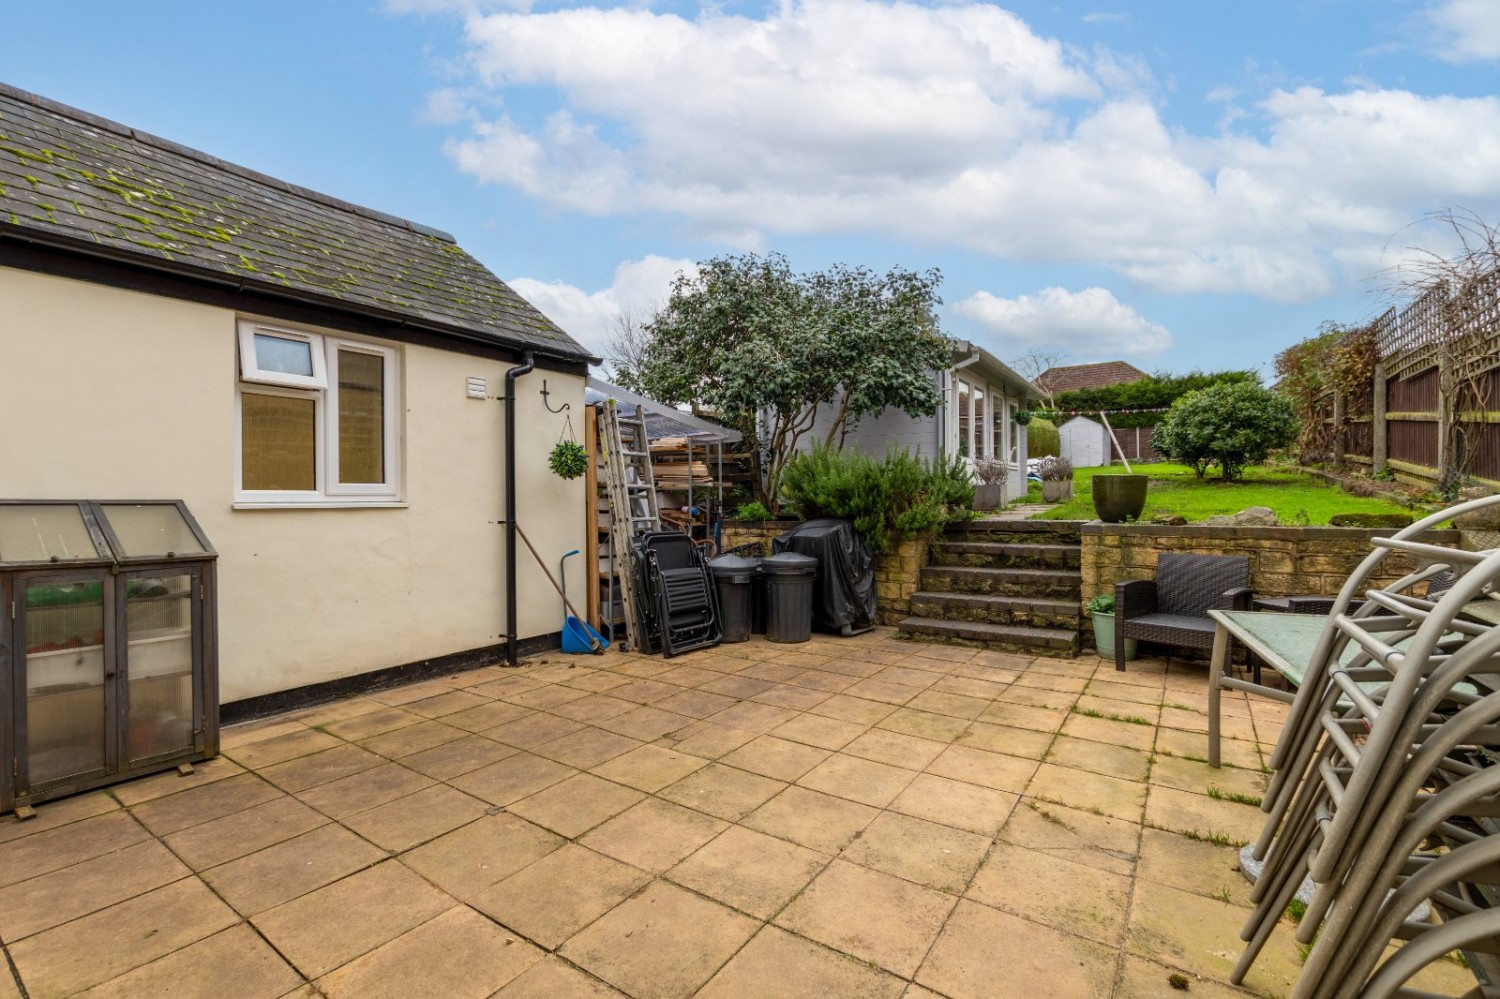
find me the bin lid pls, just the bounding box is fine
[760,551,818,575]
[708,553,759,579]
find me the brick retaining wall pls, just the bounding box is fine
[1078,523,1462,602]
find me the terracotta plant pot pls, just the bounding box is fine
[1041,480,1072,502]
[1092,474,1148,523]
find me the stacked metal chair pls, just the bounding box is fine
[1232,496,1500,998]
[630,532,722,658]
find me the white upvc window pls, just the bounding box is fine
[235,320,402,507]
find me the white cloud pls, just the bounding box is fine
[953,287,1172,359]
[1428,0,1500,62]
[508,255,697,360]
[421,0,1500,301]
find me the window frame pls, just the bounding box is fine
[237,323,328,391]
[234,320,403,508]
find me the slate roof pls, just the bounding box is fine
[0,83,594,363]
[1034,360,1147,395]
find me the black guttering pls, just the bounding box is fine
[503,352,537,667]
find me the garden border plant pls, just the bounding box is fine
[778,444,975,553]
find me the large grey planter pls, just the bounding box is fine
[1092,474,1148,523]
[973,484,1004,511]
[1041,480,1073,503]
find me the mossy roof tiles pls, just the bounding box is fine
[0,83,593,362]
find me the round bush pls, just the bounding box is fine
[1153,382,1297,480]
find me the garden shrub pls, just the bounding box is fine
[1153,382,1299,480]
[732,500,772,521]
[780,445,974,553]
[1026,417,1060,457]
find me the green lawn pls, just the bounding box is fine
[1025,463,1418,526]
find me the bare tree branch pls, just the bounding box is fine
[1011,347,1069,404]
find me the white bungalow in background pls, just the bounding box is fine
[806,341,1040,504]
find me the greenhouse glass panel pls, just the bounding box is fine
[24,581,106,785]
[99,504,206,558]
[0,505,101,564]
[125,573,195,762]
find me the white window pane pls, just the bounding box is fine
[337,349,385,484]
[242,393,316,490]
[973,391,986,458]
[253,334,315,376]
[958,381,971,457]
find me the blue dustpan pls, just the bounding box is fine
[559,548,609,654]
[563,616,609,654]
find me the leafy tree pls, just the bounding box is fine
[1153,381,1299,480]
[630,253,953,511]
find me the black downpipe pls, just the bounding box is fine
[504,351,536,666]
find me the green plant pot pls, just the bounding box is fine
[1091,611,1138,660]
[1092,473,1148,523]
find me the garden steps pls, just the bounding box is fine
[943,519,1085,546]
[897,617,1080,655]
[918,566,1080,600]
[928,541,1080,570]
[907,592,1080,629]
[898,518,1084,658]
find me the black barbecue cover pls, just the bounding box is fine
[771,518,877,632]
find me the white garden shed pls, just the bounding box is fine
[1058,415,1110,468]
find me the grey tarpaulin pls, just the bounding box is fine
[772,518,877,636]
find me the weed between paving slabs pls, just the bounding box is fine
[0,630,1478,998]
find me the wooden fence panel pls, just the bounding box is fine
[1109,424,1161,463]
[1387,367,1439,412]
[1389,419,1439,468]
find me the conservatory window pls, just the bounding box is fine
[957,380,971,458]
[992,397,1006,462]
[973,389,987,459]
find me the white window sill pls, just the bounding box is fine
[233,500,408,511]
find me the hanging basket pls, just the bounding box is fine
[1014,409,1034,426]
[549,440,588,480]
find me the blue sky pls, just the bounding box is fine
[5,0,1499,381]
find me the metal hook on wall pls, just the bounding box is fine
[540,379,570,414]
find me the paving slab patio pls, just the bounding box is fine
[0,628,1479,997]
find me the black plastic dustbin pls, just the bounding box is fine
[760,551,818,643]
[708,553,757,643]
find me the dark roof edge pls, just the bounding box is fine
[0,81,455,243]
[1,223,600,366]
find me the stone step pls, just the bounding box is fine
[907,591,1081,629]
[929,541,1080,571]
[947,519,1084,545]
[897,616,1080,657]
[919,565,1081,599]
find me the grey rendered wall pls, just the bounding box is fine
[798,373,942,460]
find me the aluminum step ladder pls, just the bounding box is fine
[601,399,660,651]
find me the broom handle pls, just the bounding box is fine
[514,523,600,647]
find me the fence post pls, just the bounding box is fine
[1332,389,1345,469]
[1372,360,1387,475]
[1438,351,1454,482]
